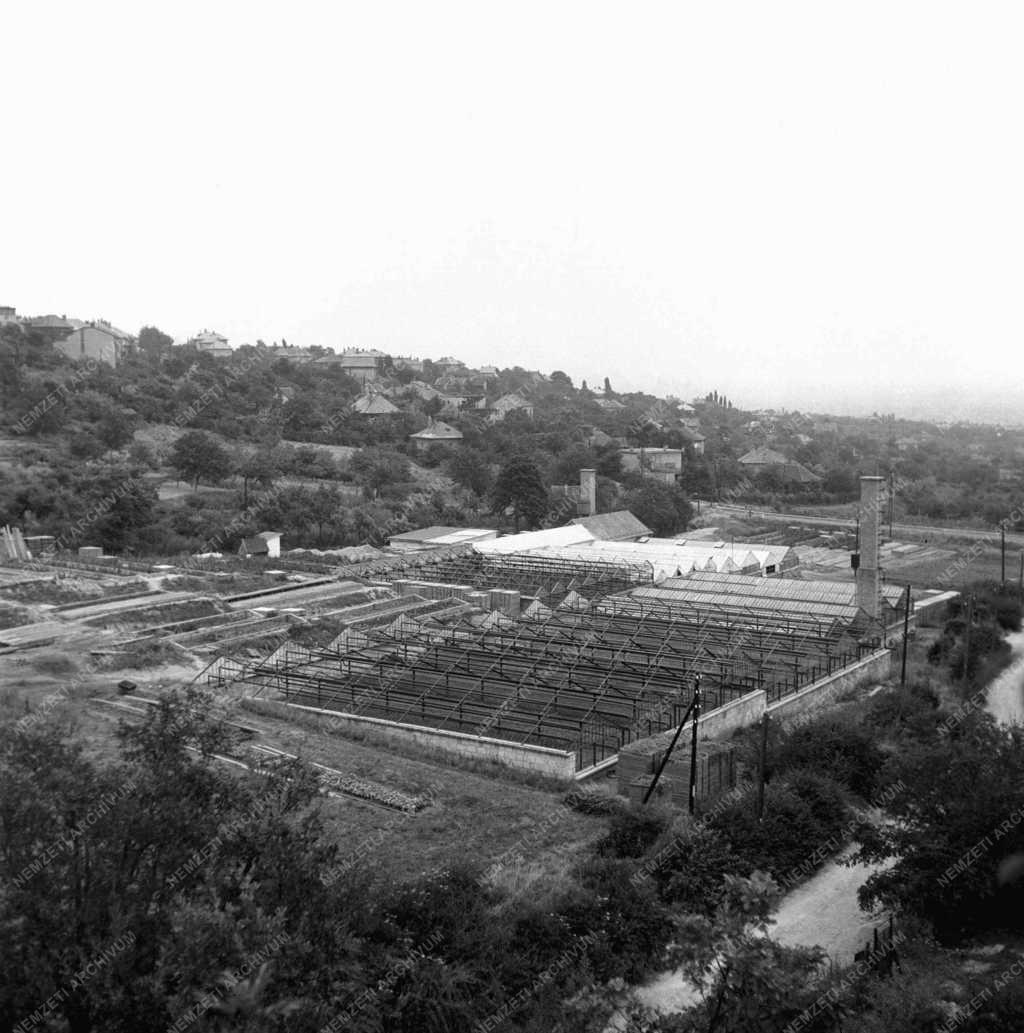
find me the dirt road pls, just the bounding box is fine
[985,629,1024,726]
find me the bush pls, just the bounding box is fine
[563,783,628,816]
[706,772,851,883]
[771,713,886,799]
[596,805,673,859]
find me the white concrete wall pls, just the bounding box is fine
[260,699,577,780]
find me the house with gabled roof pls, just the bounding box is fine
[55,321,135,367]
[488,392,534,422]
[239,531,282,558]
[409,420,463,451]
[738,446,820,484]
[352,393,400,416]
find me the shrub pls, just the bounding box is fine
[706,772,851,883]
[596,804,673,859]
[771,713,886,799]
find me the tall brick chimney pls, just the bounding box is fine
[580,469,597,516]
[856,475,884,620]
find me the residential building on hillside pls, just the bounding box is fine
[257,343,315,363]
[0,305,17,324]
[352,392,400,416]
[392,356,424,373]
[24,314,84,345]
[434,356,465,372]
[619,447,684,484]
[594,397,627,412]
[314,349,387,383]
[679,427,706,456]
[409,420,463,450]
[54,321,135,367]
[737,446,820,484]
[488,392,534,422]
[187,330,232,358]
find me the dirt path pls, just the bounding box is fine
[986,629,1024,726]
[767,844,892,964]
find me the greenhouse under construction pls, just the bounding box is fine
[212,571,889,773]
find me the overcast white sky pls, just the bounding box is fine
[4,2,1022,421]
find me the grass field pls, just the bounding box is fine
[0,648,605,886]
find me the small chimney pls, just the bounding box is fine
[580,469,597,516]
[855,476,884,620]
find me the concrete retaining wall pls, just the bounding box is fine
[256,698,577,780]
[767,649,893,726]
[617,649,893,795]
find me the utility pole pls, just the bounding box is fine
[900,583,911,687]
[1019,553,1023,604]
[757,712,768,820]
[688,676,702,816]
[1001,523,1006,584]
[642,680,699,806]
[962,593,974,686]
[884,464,892,537]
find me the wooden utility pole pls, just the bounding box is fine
[888,469,895,539]
[900,584,911,687]
[1001,523,1006,584]
[962,593,974,685]
[1019,553,1023,603]
[642,681,698,806]
[688,676,702,816]
[757,712,769,820]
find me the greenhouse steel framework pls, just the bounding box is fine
[241,593,875,769]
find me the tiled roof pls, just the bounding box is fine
[571,511,651,541]
[410,420,463,441]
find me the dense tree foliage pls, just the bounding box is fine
[491,455,549,531]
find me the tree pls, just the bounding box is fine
[604,377,613,396]
[307,483,341,545]
[169,430,230,490]
[137,325,174,358]
[0,691,334,1033]
[446,448,494,498]
[350,448,411,500]
[623,481,693,536]
[490,455,548,531]
[854,715,1024,943]
[234,449,280,508]
[667,872,827,1032]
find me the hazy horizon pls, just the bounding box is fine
[5,2,1022,424]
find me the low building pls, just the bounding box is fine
[24,314,84,345]
[409,420,463,450]
[435,356,466,373]
[313,349,387,383]
[679,427,706,456]
[594,397,627,412]
[571,511,652,542]
[387,526,498,552]
[239,531,282,558]
[737,446,820,484]
[55,322,135,367]
[619,447,684,484]
[187,330,232,358]
[352,393,400,416]
[488,392,534,422]
[0,305,18,324]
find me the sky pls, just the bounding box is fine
[3,2,1023,422]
